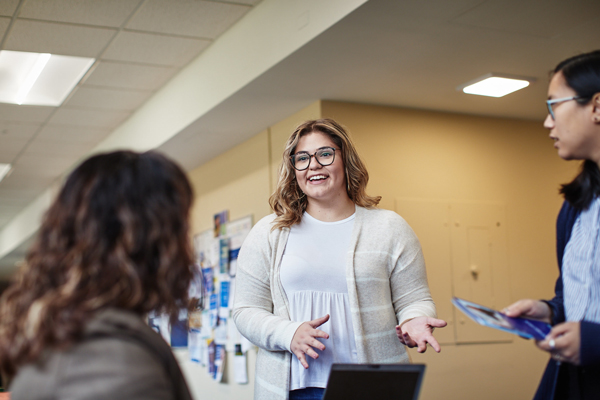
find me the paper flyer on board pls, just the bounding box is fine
[234,344,248,384]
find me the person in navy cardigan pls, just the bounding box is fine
[504,50,600,400]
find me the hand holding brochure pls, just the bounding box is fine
[452,297,551,340]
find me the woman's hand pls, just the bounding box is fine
[537,322,581,365]
[396,316,447,353]
[290,314,330,369]
[503,299,552,324]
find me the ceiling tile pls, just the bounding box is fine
[127,0,250,39]
[0,121,41,141]
[4,19,116,57]
[0,186,43,205]
[48,107,131,129]
[24,137,95,157]
[19,0,142,28]
[449,0,600,39]
[0,17,9,35]
[0,204,24,216]
[0,0,19,17]
[103,31,210,67]
[36,125,111,144]
[12,153,79,177]
[212,0,262,4]
[65,86,152,111]
[0,104,54,123]
[0,138,29,163]
[83,61,177,90]
[0,174,55,197]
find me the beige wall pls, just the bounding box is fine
[179,102,321,400]
[181,100,579,400]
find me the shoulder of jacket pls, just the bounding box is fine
[357,206,404,225]
[249,213,279,235]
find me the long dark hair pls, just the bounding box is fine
[0,151,194,376]
[555,50,600,210]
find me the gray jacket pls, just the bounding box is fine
[9,308,192,400]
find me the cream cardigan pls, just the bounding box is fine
[232,206,436,400]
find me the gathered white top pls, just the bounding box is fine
[280,211,358,390]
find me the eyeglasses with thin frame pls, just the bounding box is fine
[290,147,339,171]
[546,96,581,120]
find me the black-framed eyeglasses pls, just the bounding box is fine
[546,96,581,120]
[290,147,338,171]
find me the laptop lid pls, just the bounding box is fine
[322,363,426,400]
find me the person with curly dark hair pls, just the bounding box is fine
[233,118,445,400]
[504,50,600,400]
[0,150,195,400]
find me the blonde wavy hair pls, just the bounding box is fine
[269,118,380,230]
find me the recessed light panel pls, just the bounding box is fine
[0,164,11,183]
[459,74,534,98]
[0,50,95,106]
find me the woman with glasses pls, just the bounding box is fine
[0,151,194,400]
[504,50,600,400]
[233,118,445,400]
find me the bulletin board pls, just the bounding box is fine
[188,211,254,383]
[148,210,254,383]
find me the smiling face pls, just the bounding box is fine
[544,72,600,163]
[294,131,348,207]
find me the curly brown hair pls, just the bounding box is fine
[0,150,194,377]
[269,119,380,230]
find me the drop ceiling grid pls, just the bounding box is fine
[4,19,118,57]
[0,0,262,233]
[0,17,9,35]
[102,31,211,67]
[18,0,143,28]
[126,0,252,39]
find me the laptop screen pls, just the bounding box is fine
[322,363,426,400]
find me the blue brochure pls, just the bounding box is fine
[452,297,551,340]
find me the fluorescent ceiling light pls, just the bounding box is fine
[458,73,535,98]
[0,50,95,106]
[0,164,11,183]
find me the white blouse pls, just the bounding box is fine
[280,212,358,390]
[563,196,600,323]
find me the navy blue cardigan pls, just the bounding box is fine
[534,201,600,399]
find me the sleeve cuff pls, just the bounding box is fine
[397,301,437,326]
[284,321,305,353]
